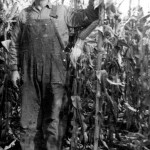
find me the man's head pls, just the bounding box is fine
[34,0,50,8]
[35,0,49,2]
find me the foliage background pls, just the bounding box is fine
[0,0,150,150]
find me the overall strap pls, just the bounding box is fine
[50,5,65,50]
[50,5,67,68]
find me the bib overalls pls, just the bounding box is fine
[19,17,67,150]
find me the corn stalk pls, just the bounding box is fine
[138,0,140,7]
[62,0,65,4]
[129,0,132,17]
[73,0,77,8]
[94,2,105,150]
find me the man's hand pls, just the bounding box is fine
[11,71,20,87]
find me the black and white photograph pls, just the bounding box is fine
[0,0,150,150]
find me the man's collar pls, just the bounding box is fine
[47,2,52,9]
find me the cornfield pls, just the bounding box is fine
[1,0,150,150]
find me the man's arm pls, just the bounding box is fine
[9,12,23,71]
[66,0,98,28]
[9,12,23,86]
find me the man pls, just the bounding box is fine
[9,0,98,149]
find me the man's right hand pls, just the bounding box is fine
[11,71,20,87]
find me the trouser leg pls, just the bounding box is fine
[20,82,44,150]
[58,111,68,150]
[20,129,43,150]
[45,83,66,150]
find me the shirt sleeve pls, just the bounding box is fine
[66,0,98,28]
[9,11,23,71]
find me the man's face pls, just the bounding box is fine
[35,0,49,2]
[35,0,49,5]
